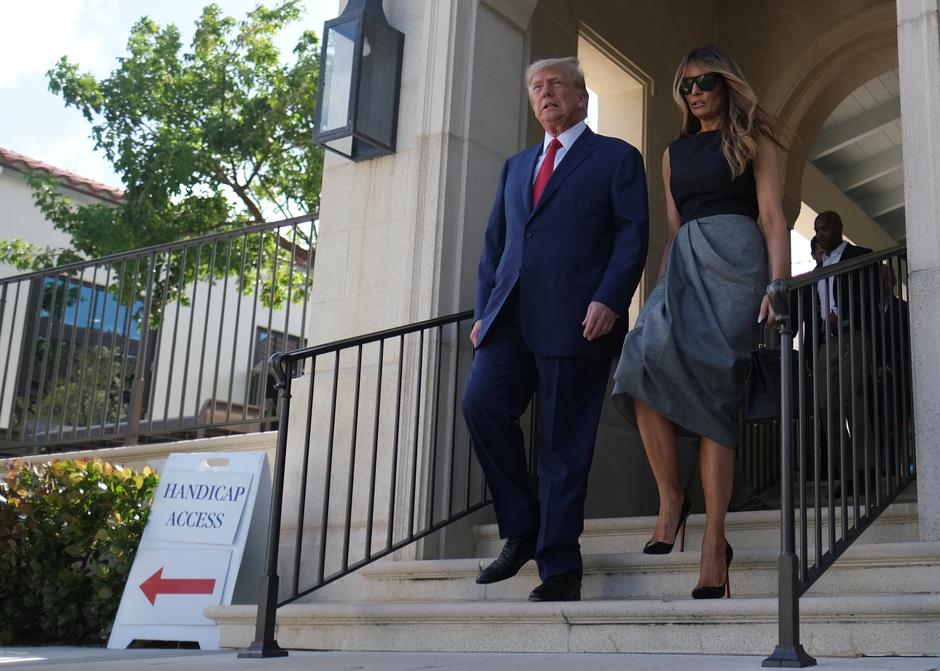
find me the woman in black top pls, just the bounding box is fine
[612,45,789,598]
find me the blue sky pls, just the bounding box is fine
[0,0,339,189]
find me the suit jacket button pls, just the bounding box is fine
[525,232,533,239]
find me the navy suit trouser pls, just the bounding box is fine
[461,291,611,580]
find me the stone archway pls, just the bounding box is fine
[761,3,899,223]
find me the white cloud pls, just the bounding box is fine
[0,0,120,88]
[20,132,121,189]
[1,0,331,91]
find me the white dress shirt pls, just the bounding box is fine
[532,120,588,183]
[817,240,848,319]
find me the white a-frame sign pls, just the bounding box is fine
[108,451,270,650]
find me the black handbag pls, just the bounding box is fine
[744,339,800,424]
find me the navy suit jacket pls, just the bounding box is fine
[473,127,649,359]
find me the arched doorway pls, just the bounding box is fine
[765,3,902,247]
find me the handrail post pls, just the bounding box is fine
[239,352,292,659]
[763,280,816,668]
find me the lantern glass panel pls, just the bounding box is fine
[318,20,357,134]
[355,19,401,147]
[324,136,354,157]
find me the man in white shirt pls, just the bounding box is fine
[812,211,873,491]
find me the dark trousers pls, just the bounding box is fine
[461,292,610,580]
[816,329,873,479]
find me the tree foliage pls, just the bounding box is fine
[1,1,322,270]
[0,238,82,272]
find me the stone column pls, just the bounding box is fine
[311,0,536,340]
[897,0,940,541]
[274,0,538,590]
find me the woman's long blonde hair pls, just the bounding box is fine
[672,45,784,178]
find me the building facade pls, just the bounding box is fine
[308,0,940,541]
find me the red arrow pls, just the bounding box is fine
[139,567,216,605]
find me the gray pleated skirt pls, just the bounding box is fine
[612,214,768,448]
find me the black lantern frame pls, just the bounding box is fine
[313,0,405,162]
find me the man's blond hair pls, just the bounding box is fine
[525,57,587,93]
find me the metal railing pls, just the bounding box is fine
[238,301,787,657]
[240,310,520,657]
[738,417,782,499]
[0,215,315,456]
[763,247,915,667]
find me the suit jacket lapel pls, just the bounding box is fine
[528,127,597,221]
[843,243,872,260]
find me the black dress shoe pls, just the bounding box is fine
[476,536,535,585]
[528,571,581,602]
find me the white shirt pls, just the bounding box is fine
[817,240,848,319]
[532,120,588,183]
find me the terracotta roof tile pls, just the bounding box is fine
[0,146,123,204]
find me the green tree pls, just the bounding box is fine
[2,1,322,269]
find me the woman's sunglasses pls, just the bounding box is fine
[677,72,721,96]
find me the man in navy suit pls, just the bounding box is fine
[461,57,648,601]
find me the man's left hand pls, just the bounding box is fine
[582,301,617,341]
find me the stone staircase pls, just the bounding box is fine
[209,488,940,657]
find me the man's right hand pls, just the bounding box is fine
[470,320,483,348]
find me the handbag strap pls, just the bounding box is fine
[756,322,768,349]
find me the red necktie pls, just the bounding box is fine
[532,138,562,205]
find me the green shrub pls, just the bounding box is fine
[0,459,159,644]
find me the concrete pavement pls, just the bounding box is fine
[0,648,937,670]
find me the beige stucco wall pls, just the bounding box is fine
[0,167,97,278]
[0,169,111,428]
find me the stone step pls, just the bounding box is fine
[473,502,920,557]
[348,540,940,602]
[208,593,940,657]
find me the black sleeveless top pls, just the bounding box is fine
[669,130,758,224]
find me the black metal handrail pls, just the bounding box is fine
[238,302,785,658]
[0,215,316,456]
[763,247,915,667]
[738,418,782,498]
[240,309,527,658]
[0,215,317,283]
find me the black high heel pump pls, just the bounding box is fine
[691,540,733,599]
[643,495,692,554]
